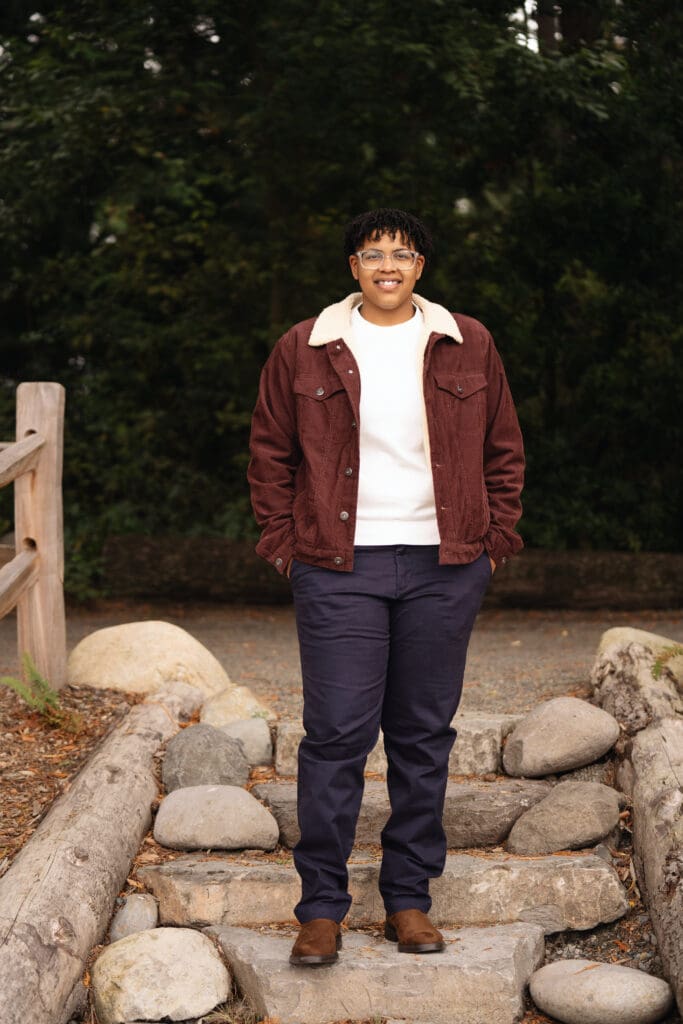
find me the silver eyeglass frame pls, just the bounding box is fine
[354,249,420,269]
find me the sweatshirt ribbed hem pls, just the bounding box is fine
[353,520,441,545]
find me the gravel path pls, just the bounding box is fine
[2,602,681,719]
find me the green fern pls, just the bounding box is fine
[652,644,683,680]
[0,654,80,731]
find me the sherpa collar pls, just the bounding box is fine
[307,292,463,347]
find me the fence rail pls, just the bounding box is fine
[0,383,66,689]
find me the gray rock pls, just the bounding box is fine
[149,680,205,720]
[201,685,275,726]
[220,718,273,766]
[207,922,545,1024]
[503,697,620,777]
[109,893,158,943]
[162,723,249,792]
[529,958,674,1024]
[253,777,551,848]
[91,927,230,1024]
[274,712,522,778]
[153,785,279,851]
[557,759,614,785]
[506,781,622,854]
[140,849,627,934]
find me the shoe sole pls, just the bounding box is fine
[384,921,445,954]
[289,934,342,966]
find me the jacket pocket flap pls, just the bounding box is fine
[434,371,487,399]
[293,376,345,400]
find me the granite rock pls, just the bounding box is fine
[503,697,620,777]
[68,620,230,696]
[162,723,249,792]
[506,781,622,854]
[220,717,273,766]
[154,785,279,851]
[91,927,230,1024]
[108,893,158,943]
[529,958,674,1024]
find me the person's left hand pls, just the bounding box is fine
[489,556,497,574]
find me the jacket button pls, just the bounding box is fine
[275,557,283,567]
[351,421,357,429]
[347,368,354,374]
[501,556,507,564]
[339,510,350,522]
[336,343,342,351]
[334,556,343,565]
[456,384,464,394]
[344,467,353,476]
[315,386,325,396]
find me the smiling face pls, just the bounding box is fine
[348,231,425,326]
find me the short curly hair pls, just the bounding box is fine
[343,208,433,264]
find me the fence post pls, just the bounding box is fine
[14,382,66,690]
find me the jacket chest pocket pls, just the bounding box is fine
[293,375,348,439]
[432,371,488,436]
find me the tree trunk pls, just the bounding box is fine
[0,699,179,1024]
[536,1,559,55]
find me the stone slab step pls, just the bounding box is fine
[252,777,552,848]
[140,850,627,933]
[275,711,523,778]
[206,922,545,1024]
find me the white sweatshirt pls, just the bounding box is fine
[347,304,440,545]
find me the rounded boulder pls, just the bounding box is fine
[530,958,674,1024]
[503,697,620,777]
[67,620,230,696]
[201,684,275,726]
[153,784,279,850]
[92,927,230,1024]
[162,723,250,791]
[506,780,621,854]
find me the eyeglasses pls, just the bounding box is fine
[355,248,419,269]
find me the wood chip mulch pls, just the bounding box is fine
[0,683,140,872]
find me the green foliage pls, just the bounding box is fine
[652,645,683,681]
[0,653,83,731]
[0,1,681,594]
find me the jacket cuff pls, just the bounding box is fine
[255,535,295,575]
[484,526,524,567]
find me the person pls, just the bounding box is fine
[247,208,524,966]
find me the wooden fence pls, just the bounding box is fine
[0,382,66,690]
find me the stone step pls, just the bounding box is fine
[205,921,546,1024]
[251,777,552,849]
[274,711,523,778]
[139,849,628,933]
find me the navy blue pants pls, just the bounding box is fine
[289,544,491,923]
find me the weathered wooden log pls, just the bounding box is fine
[590,641,683,735]
[630,719,683,1017]
[0,698,179,1024]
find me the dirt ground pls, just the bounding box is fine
[2,599,679,718]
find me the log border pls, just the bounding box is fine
[0,693,180,1024]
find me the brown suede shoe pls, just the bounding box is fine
[384,909,445,953]
[289,918,342,966]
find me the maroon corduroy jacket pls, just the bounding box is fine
[247,293,524,575]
